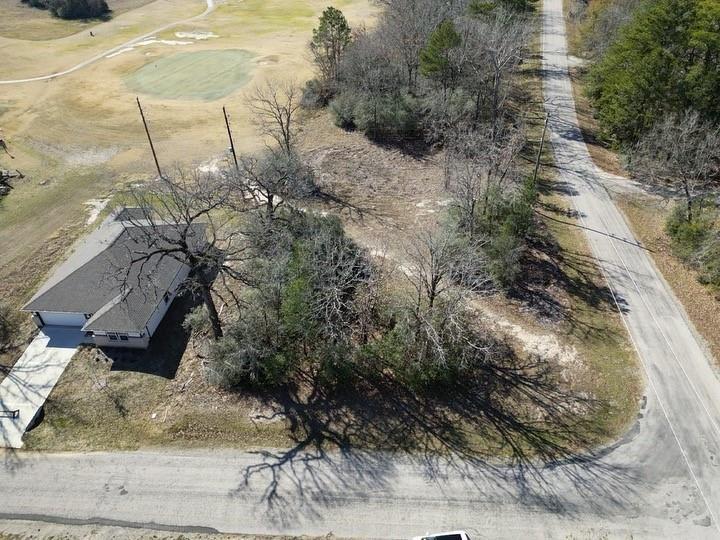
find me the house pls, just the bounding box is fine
[22,208,205,349]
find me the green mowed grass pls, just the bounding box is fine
[124,49,255,101]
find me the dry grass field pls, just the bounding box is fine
[0,0,378,306]
[0,0,157,40]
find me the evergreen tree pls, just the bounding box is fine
[310,6,352,85]
[419,20,462,92]
[588,0,720,144]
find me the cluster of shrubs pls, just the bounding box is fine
[22,0,109,20]
[188,208,503,393]
[665,201,720,290]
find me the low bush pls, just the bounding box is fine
[475,178,538,289]
[329,92,357,130]
[665,202,715,261]
[0,303,20,351]
[352,93,422,140]
[301,78,334,109]
[370,302,502,392]
[697,234,720,289]
[330,91,422,140]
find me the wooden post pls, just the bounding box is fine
[223,106,239,172]
[532,113,550,185]
[136,97,163,179]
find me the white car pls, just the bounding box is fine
[411,531,471,540]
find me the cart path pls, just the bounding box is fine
[0,0,215,85]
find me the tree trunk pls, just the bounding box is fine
[201,284,224,339]
[683,180,693,223]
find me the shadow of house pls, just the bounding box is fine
[101,290,200,380]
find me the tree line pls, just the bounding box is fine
[22,0,109,20]
[306,1,538,287]
[578,0,720,291]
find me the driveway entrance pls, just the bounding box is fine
[0,327,82,448]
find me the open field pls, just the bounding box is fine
[0,0,156,40]
[0,0,378,297]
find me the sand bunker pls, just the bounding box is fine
[124,49,255,101]
[175,31,218,40]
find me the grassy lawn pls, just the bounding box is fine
[0,0,157,41]
[124,49,256,101]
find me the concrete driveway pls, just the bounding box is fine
[0,327,82,448]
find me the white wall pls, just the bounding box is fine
[92,334,149,349]
[38,311,87,327]
[145,264,190,337]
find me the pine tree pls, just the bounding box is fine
[310,7,352,85]
[419,20,462,92]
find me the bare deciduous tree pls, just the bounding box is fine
[399,227,493,373]
[445,122,525,236]
[628,111,720,223]
[247,80,302,155]
[461,9,529,129]
[377,0,448,92]
[123,170,249,339]
[404,227,491,313]
[227,149,315,221]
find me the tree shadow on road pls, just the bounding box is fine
[231,347,639,527]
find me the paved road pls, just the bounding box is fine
[1,0,720,538]
[0,0,215,85]
[0,328,81,448]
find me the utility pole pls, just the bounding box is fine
[223,106,239,172]
[532,113,550,185]
[136,97,163,179]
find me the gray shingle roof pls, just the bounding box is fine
[23,212,205,334]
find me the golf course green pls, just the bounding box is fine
[125,49,256,101]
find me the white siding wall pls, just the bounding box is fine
[145,264,190,337]
[38,311,87,327]
[92,334,149,349]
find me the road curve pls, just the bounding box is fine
[0,0,215,85]
[1,1,720,539]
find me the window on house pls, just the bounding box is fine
[108,332,118,341]
[119,333,129,341]
[163,291,171,303]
